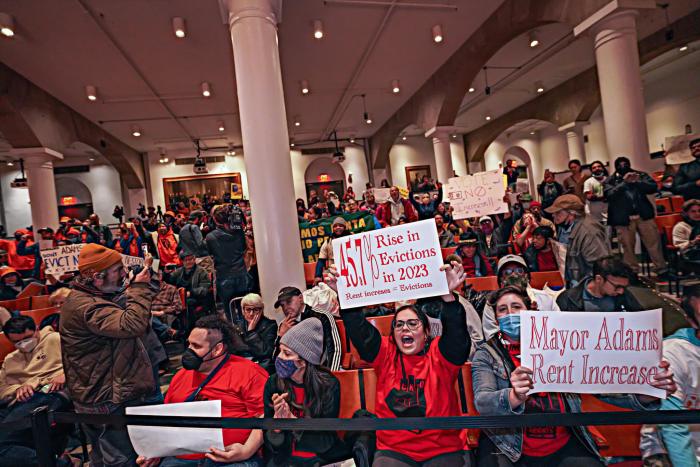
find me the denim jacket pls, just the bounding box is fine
[471,338,659,463]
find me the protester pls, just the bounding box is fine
[138,316,267,467]
[314,217,348,285]
[154,223,181,267]
[537,169,564,217]
[523,226,558,272]
[274,286,341,371]
[545,194,610,286]
[556,255,643,312]
[472,285,676,467]
[0,267,25,301]
[17,227,56,279]
[672,137,700,200]
[0,316,72,466]
[49,287,71,308]
[177,211,209,260]
[456,231,494,278]
[604,156,667,277]
[583,160,608,224]
[376,186,418,227]
[362,192,379,215]
[234,293,277,374]
[511,201,555,252]
[60,244,158,465]
[328,262,473,466]
[673,199,700,274]
[504,159,520,190]
[264,318,353,466]
[563,159,588,201]
[435,213,456,248]
[345,198,360,214]
[115,222,143,257]
[409,184,443,220]
[169,252,213,320]
[84,214,114,247]
[0,230,35,278]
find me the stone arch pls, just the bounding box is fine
[503,145,536,194]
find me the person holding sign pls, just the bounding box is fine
[472,286,676,467]
[326,262,474,466]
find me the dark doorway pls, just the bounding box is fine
[305,181,345,204]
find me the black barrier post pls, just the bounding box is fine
[31,406,56,467]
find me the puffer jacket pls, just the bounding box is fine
[565,216,610,287]
[60,283,156,405]
[471,337,659,463]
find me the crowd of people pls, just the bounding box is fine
[0,138,698,466]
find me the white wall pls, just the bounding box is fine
[290,145,370,201]
[54,164,123,223]
[388,137,437,188]
[450,139,468,176]
[539,126,570,173]
[0,168,31,234]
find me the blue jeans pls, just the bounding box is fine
[160,454,263,467]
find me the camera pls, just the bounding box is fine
[214,204,247,231]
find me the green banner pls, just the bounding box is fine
[299,212,378,263]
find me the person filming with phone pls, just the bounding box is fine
[60,244,161,466]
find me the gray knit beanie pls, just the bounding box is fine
[280,317,324,365]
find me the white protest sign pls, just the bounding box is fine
[40,243,85,275]
[665,134,697,165]
[122,254,160,272]
[369,188,391,204]
[445,170,509,220]
[332,219,448,308]
[520,309,664,398]
[550,240,567,282]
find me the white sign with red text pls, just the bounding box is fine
[445,170,509,220]
[520,310,664,398]
[332,219,448,308]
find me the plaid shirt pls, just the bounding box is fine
[151,282,183,315]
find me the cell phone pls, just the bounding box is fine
[142,245,149,256]
[126,222,134,229]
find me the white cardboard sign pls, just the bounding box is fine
[445,170,509,220]
[368,188,392,204]
[520,310,665,398]
[332,219,448,308]
[665,134,698,165]
[41,243,158,275]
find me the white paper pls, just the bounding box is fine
[122,254,160,272]
[127,400,224,459]
[665,134,698,165]
[445,170,509,220]
[368,188,391,204]
[40,243,84,275]
[520,310,665,398]
[549,240,567,282]
[332,219,448,308]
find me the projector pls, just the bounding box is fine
[10,177,27,188]
[193,156,208,174]
[332,151,345,163]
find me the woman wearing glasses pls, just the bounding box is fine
[472,286,677,467]
[235,293,278,374]
[326,262,473,466]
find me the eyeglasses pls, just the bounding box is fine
[604,277,628,292]
[502,266,526,275]
[393,319,422,330]
[243,306,263,313]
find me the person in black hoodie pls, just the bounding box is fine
[603,157,667,276]
[235,293,277,374]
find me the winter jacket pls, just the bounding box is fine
[409,186,443,220]
[471,336,658,463]
[563,216,610,287]
[537,181,564,211]
[376,198,418,226]
[235,316,278,374]
[603,170,658,226]
[60,283,156,405]
[84,224,114,247]
[169,264,212,301]
[204,227,247,280]
[555,280,644,312]
[177,223,209,258]
[673,158,700,200]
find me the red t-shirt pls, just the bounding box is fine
[372,336,465,461]
[289,385,316,460]
[535,249,558,273]
[165,356,268,460]
[505,340,570,457]
[461,256,477,278]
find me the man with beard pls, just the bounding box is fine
[376,186,418,226]
[604,156,667,277]
[435,213,455,248]
[60,244,157,465]
[583,160,609,224]
[314,217,348,285]
[673,138,700,200]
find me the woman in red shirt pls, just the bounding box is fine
[327,262,472,466]
[472,286,677,466]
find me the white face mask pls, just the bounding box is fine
[15,337,37,353]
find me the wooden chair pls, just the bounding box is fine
[20,307,60,327]
[580,394,641,458]
[178,287,186,309]
[303,262,317,288]
[367,315,393,336]
[465,276,499,292]
[336,316,395,370]
[655,197,672,214]
[29,295,51,310]
[0,297,32,312]
[671,195,685,213]
[455,363,480,448]
[530,271,565,290]
[655,213,682,233]
[0,333,16,364]
[441,247,457,260]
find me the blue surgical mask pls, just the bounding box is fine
[498,314,521,340]
[275,357,299,379]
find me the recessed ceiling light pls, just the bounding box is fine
[468,87,475,93]
[131,125,142,137]
[201,82,212,98]
[7,161,13,167]
[530,131,535,135]
[290,142,296,148]
[529,31,539,48]
[364,112,372,125]
[89,157,95,162]
[680,45,689,52]
[0,13,15,38]
[172,17,186,38]
[402,135,407,141]
[217,121,225,132]
[391,80,400,94]
[349,136,355,144]
[85,85,98,102]
[485,115,491,121]
[300,80,310,95]
[537,87,544,93]
[452,134,457,139]
[432,24,443,43]
[313,20,323,39]
[535,81,545,93]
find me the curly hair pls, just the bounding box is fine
[193,315,238,353]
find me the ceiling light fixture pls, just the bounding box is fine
[680,45,689,52]
[85,85,98,102]
[201,82,212,98]
[290,139,296,148]
[7,161,13,167]
[0,13,15,38]
[361,94,372,124]
[217,121,225,132]
[293,116,301,127]
[468,87,475,93]
[535,81,545,93]
[432,24,443,43]
[313,20,323,39]
[131,126,142,137]
[89,157,95,162]
[530,131,535,135]
[451,134,457,139]
[391,80,400,94]
[172,17,186,38]
[485,115,492,121]
[349,136,355,144]
[402,135,407,141]
[528,30,539,48]
[300,80,310,95]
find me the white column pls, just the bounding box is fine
[226,0,305,309]
[576,3,655,171]
[558,122,587,163]
[10,147,63,231]
[450,138,468,177]
[425,127,455,183]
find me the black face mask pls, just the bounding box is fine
[617,165,631,176]
[181,341,222,371]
